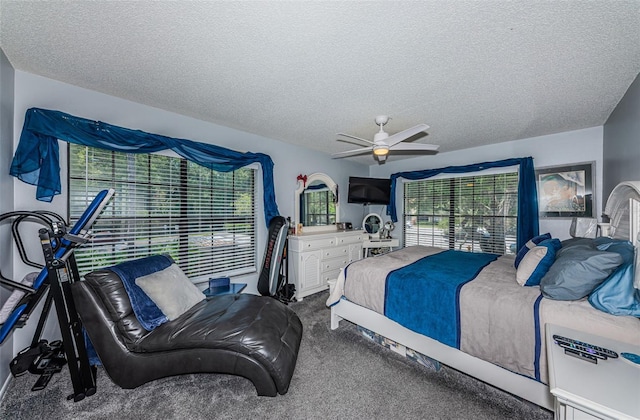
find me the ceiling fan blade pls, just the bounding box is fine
[389,142,440,152]
[337,133,375,146]
[331,147,373,158]
[385,124,430,147]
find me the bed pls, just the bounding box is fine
[326,181,640,410]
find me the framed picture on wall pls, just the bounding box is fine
[535,162,595,218]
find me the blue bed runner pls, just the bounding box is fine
[384,250,498,348]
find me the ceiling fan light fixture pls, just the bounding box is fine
[373,145,389,156]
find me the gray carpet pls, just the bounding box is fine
[0,292,553,419]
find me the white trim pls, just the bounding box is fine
[330,298,555,410]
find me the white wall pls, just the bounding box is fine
[0,48,16,401]
[369,127,604,241]
[11,71,369,294]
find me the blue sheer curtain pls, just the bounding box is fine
[388,157,539,250]
[10,108,280,226]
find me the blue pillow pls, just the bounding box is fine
[593,237,635,263]
[560,237,597,249]
[588,240,639,316]
[540,246,623,300]
[108,254,173,330]
[514,233,552,268]
[515,238,561,286]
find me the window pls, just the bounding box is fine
[403,172,518,254]
[69,145,256,279]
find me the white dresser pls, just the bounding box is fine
[288,230,364,299]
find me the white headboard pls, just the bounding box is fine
[603,181,640,243]
[603,180,640,288]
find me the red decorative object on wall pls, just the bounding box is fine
[297,174,307,187]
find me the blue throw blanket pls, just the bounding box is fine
[109,254,173,330]
[384,250,498,348]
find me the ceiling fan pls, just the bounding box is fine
[331,115,439,162]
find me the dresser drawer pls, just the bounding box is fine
[300,237,336,251]
[321,257,349,272]
[336,234,364,245]
[321,269,342,283]
[322,246,349,259]
[289,236,337,252]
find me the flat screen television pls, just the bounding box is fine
[347,177,392,205]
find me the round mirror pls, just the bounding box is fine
[363,213,382,234]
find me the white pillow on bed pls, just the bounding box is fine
[135,264,205,321]
[514,233,552,268]
[515,238,561,286]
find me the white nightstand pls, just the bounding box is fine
[546,324,640,420]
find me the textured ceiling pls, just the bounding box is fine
[1,1,639,165]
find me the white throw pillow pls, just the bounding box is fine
[135,264,205,321]
[516,247,549,286]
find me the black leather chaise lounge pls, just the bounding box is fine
[71,268,303,396]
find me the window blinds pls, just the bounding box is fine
[69,145,256,278]
[403,172,519,254]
